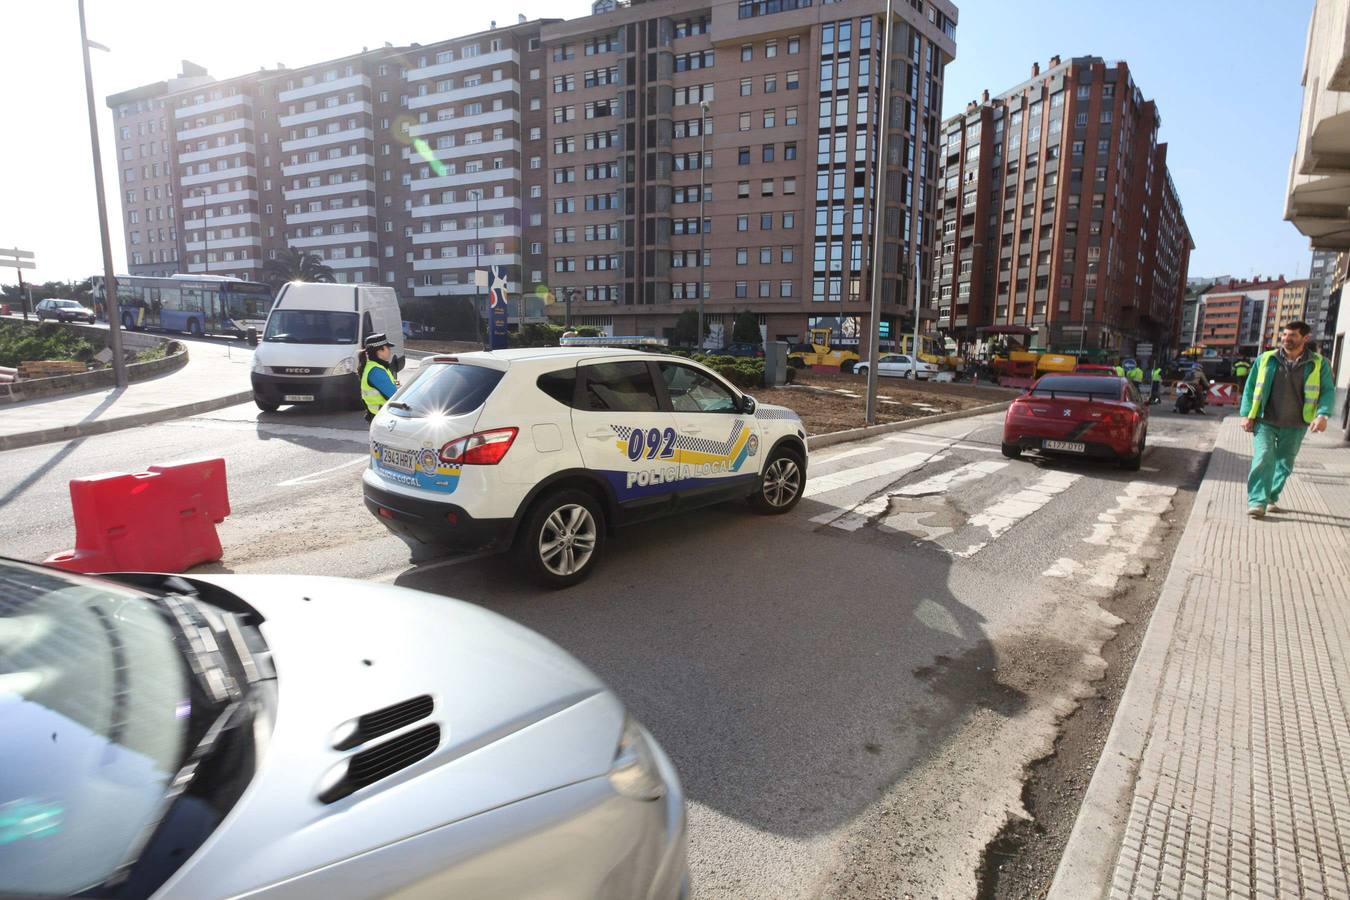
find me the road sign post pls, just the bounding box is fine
[486,266,510,350]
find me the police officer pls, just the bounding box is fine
[359,333,399,421]
[1233,357,1251,389]
[1149,361,1164,405]
[1127,361,1145,386]
[1113,361,1126,377]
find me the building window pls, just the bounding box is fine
[735,281,748,298]
[739,112,751,131]
[780,280,793,297]
[739,147,751,165]
[737,215,749,231]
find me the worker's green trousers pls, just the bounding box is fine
[1247,422,1306,507]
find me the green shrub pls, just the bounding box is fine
[0,322,97,369]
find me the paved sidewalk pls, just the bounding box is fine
[1051,417,1350,899]
[0,339,254,452]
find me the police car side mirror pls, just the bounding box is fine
[740,395,757,414]
[393,354,407,374]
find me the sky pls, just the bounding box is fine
[0,0,1316,285]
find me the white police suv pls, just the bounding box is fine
[363,348,808,587]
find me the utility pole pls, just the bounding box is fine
[79,0,127,388]
[698,98,710,350]
[565,287,574,329]
[864,0,895,425]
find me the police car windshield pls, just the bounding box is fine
[263,310,358,344]
[393,362,504,416]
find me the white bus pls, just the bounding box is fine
[92,274,275,340]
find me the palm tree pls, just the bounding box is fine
[262,247,336,291]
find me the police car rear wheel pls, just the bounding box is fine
[517,489,605,588]
[753,450,803,514]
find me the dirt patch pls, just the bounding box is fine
[758,373,1012,435]
[974,449,1209,900]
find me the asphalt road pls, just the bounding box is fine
[0,398,1223,897]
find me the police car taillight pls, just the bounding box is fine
[439,427,518,465]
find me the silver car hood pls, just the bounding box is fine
[158,575,625,898]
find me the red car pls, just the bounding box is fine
[1002,373,1148,470]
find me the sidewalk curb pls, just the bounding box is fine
[0,391,253,453]
[805,400,1011,450]
[1045,420,1223,900]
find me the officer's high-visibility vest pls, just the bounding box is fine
[1234,361,1250,377]
[361,359,395,416]
[1151,368,1162,382]
[1127,366,1144,383]
[1247,350,1325,424]
[1113,365,1125,376]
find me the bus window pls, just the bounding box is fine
[159,287,180,311]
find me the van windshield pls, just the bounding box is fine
[263,310,359,344]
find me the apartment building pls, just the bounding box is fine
[1265,278,1309,345]
[1196,276,1286,355]
[935,57,1193,356]
[1305,248,1339,340]
[106,62,213,276]
[539,0,958,349]
[107,19,552,310]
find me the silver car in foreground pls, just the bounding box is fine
[0,560,687,899]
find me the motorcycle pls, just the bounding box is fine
[1174,381,1206,414]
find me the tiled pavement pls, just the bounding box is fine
[1051,417,1350,900]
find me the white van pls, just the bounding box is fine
[251,282,404,412]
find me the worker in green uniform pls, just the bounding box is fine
[1240,321,1335,518]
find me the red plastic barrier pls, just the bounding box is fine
[1208,382,1238,406]
[44,458,230,574]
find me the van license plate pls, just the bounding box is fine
[378,445,417,472]
[283,394,315,402]
[1043,440,1085,453]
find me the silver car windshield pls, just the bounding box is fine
[0,563,190,896]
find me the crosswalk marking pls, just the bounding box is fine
[804,451,937,500]
[808,452,941,529]
[952,470,1082,558]
[813,444,885,467]
[1043,481,1176,591]
[884,434,1002,455]
[892,460,1010,497]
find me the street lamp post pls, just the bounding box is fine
[698,99,710,351]
[473,191,484,348]
[864,0,895,425]
[565,287,575,329]
[78,0,127,388]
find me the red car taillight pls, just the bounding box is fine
[439,427,519,465]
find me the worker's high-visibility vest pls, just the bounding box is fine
[361,359,394,416]
[1151,368,1162,382]
[1247,350,1325,424]
[1234,361,1250,377]
[1113,365,1126,376]
[1127,367,1144,383]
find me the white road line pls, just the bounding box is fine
[893,459,1010,497]
[1042,481,1177,590]
[805,451,937,500]
[165,418,369,444]
[813,444,886,466]
[807,452,942,529]
[276,455,370,487]
[952,470,1082,558]
[884,434,1002,454]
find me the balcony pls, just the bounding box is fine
[279,100,374,129]
[184,235,261,252]
[405,139,520,166]
[324,256,379,269]
[290,231,377,248]
[282,154,376,177]
[406,48,518,83]
[411,167,521,193]
[408,108,520,138]
[176,118,252,142]
[411,225,517,245]
[183,189,258,208]
[179,142,254,165]
[277,74,371,104]
[281,127,375,154]
[286,205,376,225]
[413,281,521,297]
[412,252,520,272]
[181,165,253,188]
[183,212,260,230]
[283,179,375,201]
[174,94,252,120]
[408,79,520,111]
[412,195,521,218]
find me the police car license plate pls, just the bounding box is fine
[378,445,416,472]
[283,394,314,402]
[1043,439,1085,453]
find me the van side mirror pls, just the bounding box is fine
[740,395,757,414]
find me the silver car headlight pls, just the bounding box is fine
[329,356,357,376]
[609,716,666,801]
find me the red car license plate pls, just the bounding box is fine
[1043,439,1085,453]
